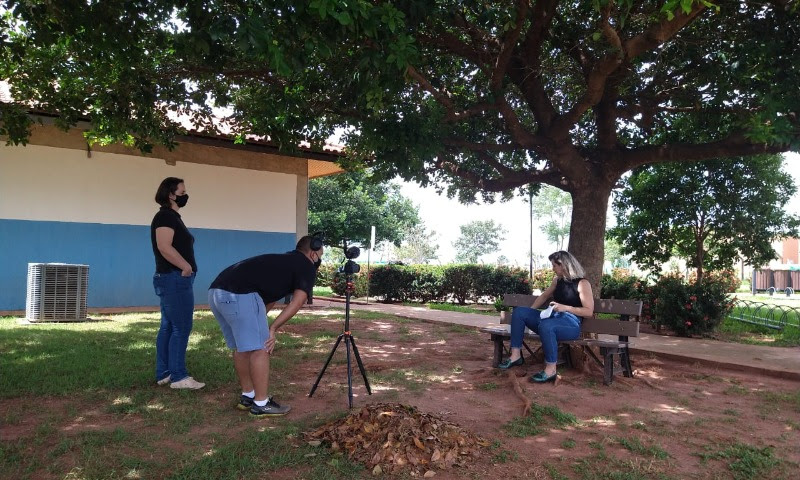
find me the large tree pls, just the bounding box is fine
[609,155,800,281]
[308,171,420,251]
[531,185,572,251]
[2,1,799,285]
[453,220,507,263]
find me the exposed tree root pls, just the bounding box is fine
[507,370,532,416]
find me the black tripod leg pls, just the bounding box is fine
[345,335,353,409]
[308,334,344,397]
[349,336,372,395]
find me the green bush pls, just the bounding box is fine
[640,274,735,337]
[409,265,446,303]
[358,264,532,304]
[530,268,555,291]
[368,265,419,302]
[440,265,493,304]
[601,268,642,299]
[331,266,369,298]
[315,264,338,288]
[687,269,742,293]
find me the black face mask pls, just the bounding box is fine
[174,194,189,208]
[314,258,322,269]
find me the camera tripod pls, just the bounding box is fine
[308,274,372,408]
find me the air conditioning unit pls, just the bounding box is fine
[26,263,89,322]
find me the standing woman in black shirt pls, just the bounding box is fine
[150,177,205,390]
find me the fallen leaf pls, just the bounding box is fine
[372,465,382,476]
[424,470,436,478]
[307,440,322,447]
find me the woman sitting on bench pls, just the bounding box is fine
[498,250,594,383]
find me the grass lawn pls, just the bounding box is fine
[1,309,799,479]
[0,311,364,480]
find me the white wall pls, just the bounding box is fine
[0,144,297,232]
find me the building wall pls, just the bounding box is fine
[0,129,310,310]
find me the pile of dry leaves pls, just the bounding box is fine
[305,402,489,477]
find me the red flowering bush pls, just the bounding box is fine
[640,274,735,336]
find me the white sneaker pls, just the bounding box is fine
[169,376,205,390]
[156,375,171,386]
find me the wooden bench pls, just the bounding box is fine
[480,294,643,385]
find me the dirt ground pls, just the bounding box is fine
[3,308,799,479]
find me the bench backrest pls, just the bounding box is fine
[502,294,642,337]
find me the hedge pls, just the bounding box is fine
[323,263,531,304]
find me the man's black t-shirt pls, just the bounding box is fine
[209,250,316,304]
[150,207,197,273]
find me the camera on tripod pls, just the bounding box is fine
[340,245,361,275]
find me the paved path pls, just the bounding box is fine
[310,298,800,381]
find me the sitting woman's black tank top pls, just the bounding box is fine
[553,278,583,308]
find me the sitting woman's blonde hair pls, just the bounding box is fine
[548,251,585,280]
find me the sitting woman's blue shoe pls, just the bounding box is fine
[530,370,558,383]
[497,357,524,369]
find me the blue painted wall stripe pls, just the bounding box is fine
[0,219,296,310]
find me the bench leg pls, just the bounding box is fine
[490,335,504,368]
[600,347,614,385]
[621,348,633,378]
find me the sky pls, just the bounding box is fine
[381,152,800,267]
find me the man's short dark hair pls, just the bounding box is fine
[155,177,184,207]
[296,235,321,253]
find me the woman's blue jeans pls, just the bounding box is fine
[510,306,581,364]
[154,271,195,383]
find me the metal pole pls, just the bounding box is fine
[366,226,375,303]
[529,188,533,281]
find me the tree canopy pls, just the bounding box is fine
[393,222,440,264]
[2,0,799,284]
[453,220,507,264]
[308,171,420,251]
[531,185,572,251]
[609,155,800,280]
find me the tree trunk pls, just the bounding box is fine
[568,184,614,295]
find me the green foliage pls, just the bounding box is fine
[308,171,420,250]
[600,268,642,300]
[688,269,742,294]
[531,186,572,250]
[530,268,555,291]
[610,155,800,280]
[392,222,440,264]
[330,267,369,297]
[453,220,507,264]
[3,0,799,286]
[364,263,530,304]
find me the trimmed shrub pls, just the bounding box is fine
[331,265,369,298]
[368,265,418,303]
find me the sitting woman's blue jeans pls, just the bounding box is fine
[510,306,581,364]
[153,271,195,383]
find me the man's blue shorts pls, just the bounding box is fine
[208,289,270,352]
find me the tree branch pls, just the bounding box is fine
[623,4,707,60]
[622,134,790,171]
[509,0,559,128]
[490,0,529,91]
[433,155,563,192]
